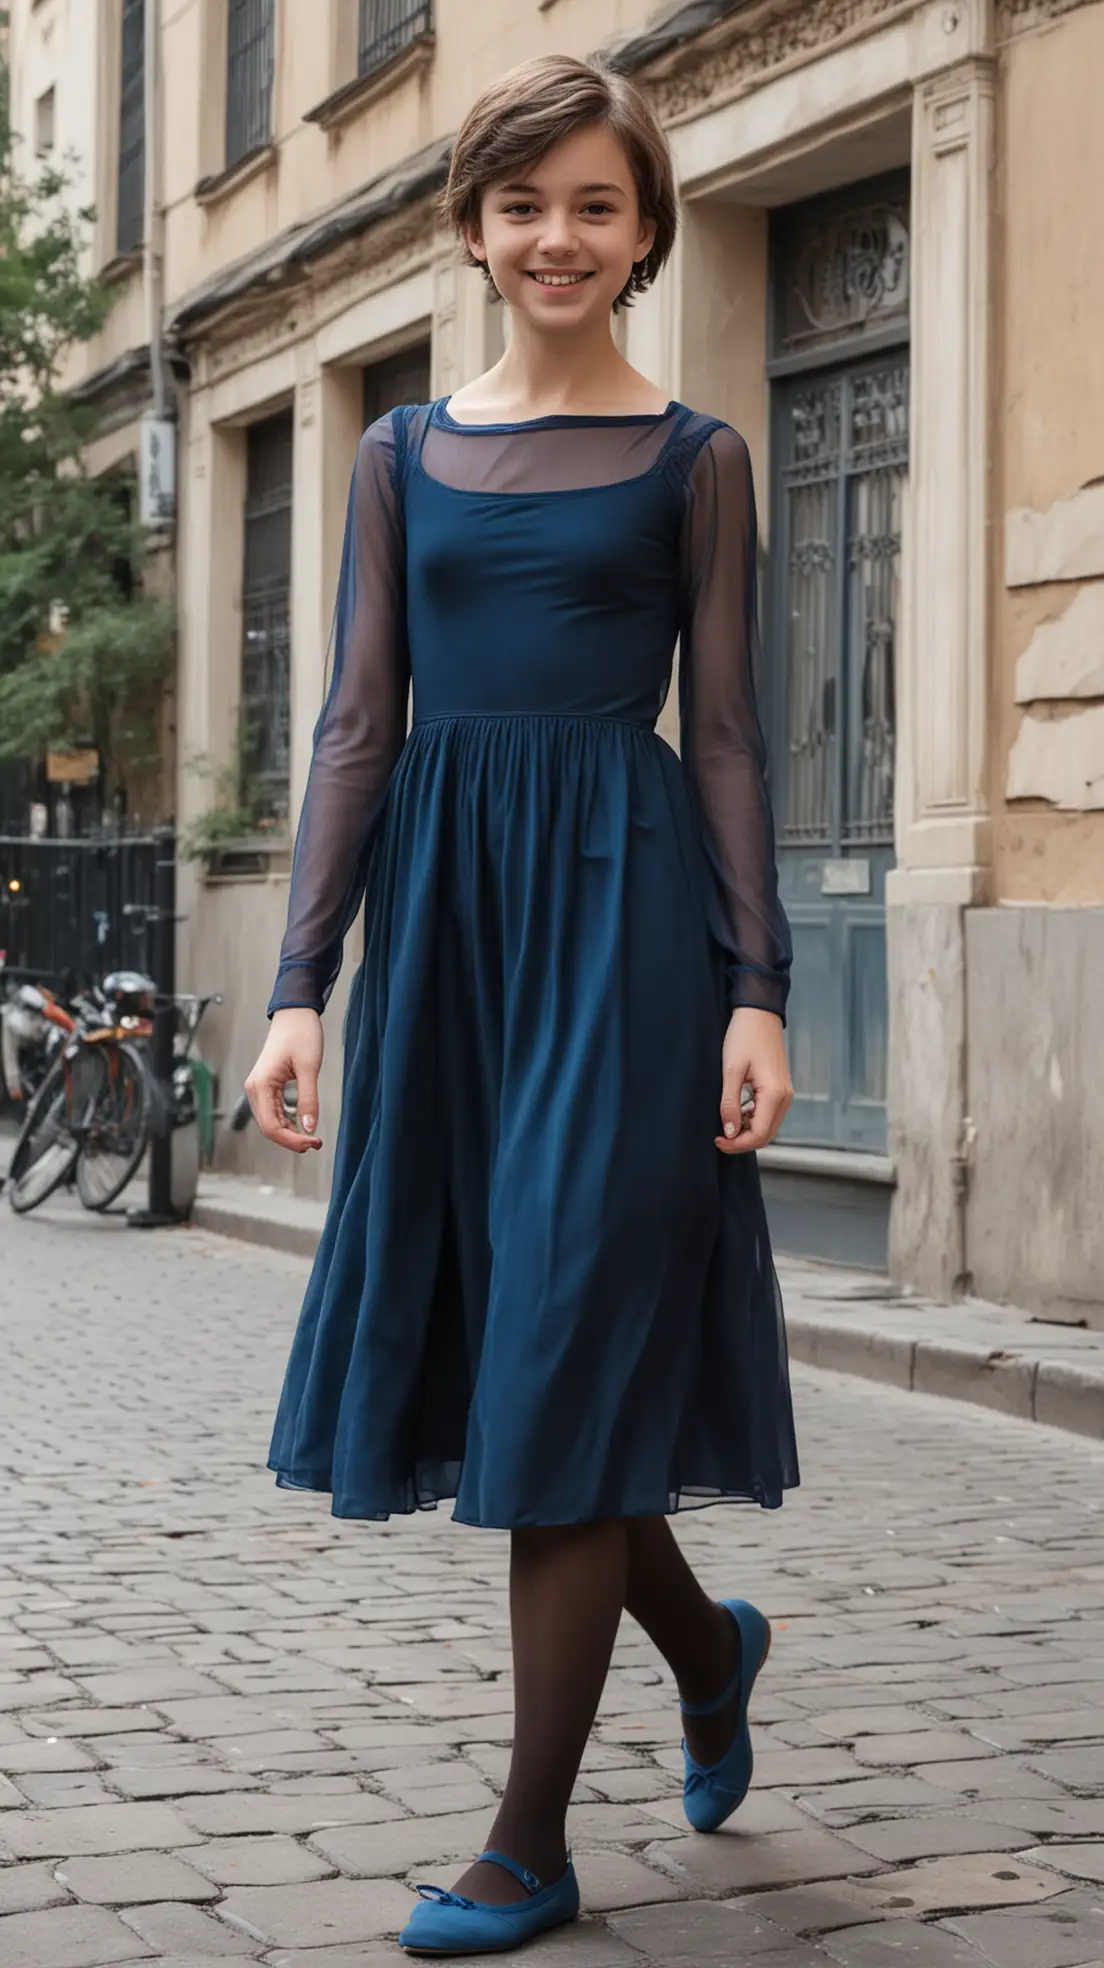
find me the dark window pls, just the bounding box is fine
[362,342,431,428]
[358,0,433,81]
[226,0,275,168]
[241,413,293,824]
[116,0,145,255]
[34,86,55,157]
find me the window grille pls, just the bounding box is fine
[241,414,293,824]
[226,0,275,168]
[116,0,145,255]
[358,0,433,81]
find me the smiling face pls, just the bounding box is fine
[466,122,658,330]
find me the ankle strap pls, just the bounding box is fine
[476,1850,542,1895]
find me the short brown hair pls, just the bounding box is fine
[441,55,678,313]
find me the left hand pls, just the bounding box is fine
[716,1006,794,1156]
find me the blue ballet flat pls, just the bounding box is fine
[398,1848,580,1954]
[681,1597,772,1833]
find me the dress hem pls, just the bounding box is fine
[267,1458,795,1528]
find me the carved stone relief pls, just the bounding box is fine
[641,0,916,125]
[197,204,436,386]
[775,184,910,360]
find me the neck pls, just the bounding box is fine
[493,315,629,413]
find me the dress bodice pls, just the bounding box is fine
[267,399,792,1026]
[406,400,688,727]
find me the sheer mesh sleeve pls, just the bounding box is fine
[267,414,408,1018]
[679,425,792,1024]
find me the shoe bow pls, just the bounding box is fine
[413,1883,476,1908]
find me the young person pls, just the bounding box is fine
[247,53,799,1955]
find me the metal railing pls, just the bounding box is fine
[241,413,293,822]
[358,0,433,81]
[116,0,145,254]
[0,834,167,989]
[226,0,275,168]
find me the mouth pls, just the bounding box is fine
[526,271,594,289]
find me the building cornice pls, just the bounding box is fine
[66,342,188,437]
[168,134,451,342]
[610,0,920,124]
[606,1,755,76]
[156,0,1096,359]
[194,204,438,387]
[996,0,1101,37]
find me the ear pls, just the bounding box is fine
[465,225,488,265]
[635,216,658,266]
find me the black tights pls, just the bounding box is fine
[453,1517,741,1907]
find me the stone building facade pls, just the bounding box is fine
[7,0,1104,1320]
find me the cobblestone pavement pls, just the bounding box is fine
[2,1204,1104,1968]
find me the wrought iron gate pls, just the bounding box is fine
[0,834,165,986]
[767,177,910,1153]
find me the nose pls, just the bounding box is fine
[537,207,578,258]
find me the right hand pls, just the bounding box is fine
[245,1008,324,1153]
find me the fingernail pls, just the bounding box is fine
[302,1115,315,1134]
[724,1121,736,1138]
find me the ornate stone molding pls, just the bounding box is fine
[308,210,436,333]
[997,0,1098,38]
[198,205,435,386]
[639,0,918,125]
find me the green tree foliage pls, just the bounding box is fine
[0,71,173,812]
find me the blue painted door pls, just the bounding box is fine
[767,358,907,1152]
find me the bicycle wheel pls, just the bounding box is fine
[75,1039,151,1212]
[6,1054,80,1214]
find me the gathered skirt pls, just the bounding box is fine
[268,711,799,1528]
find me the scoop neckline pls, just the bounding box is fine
[436,395,679,433]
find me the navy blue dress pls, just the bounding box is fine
[266,398,798,1529]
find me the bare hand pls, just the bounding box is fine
[246,1008,324,1153]
[716,1006,793,1156]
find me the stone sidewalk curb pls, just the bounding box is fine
[784,1312,1104,1443]
[191,1175,1104,1445]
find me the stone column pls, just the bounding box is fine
[288,339,362,830]
[432,250,505,397]
[173,381,246,994]
[887,56,995,1296]
[176,384,247,833]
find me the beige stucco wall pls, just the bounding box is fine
[160,0,652,311]
[12,0,1103,1278]
[7,0,147,400]
[992,2,1104,901]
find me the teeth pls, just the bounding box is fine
[532,273,588,286]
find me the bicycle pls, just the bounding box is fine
[6,972,155,1215]
[6,978,222,1216]
[1,973,76,1112]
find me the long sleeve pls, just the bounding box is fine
[267,414,409,1018]
[679,424,792,1025]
